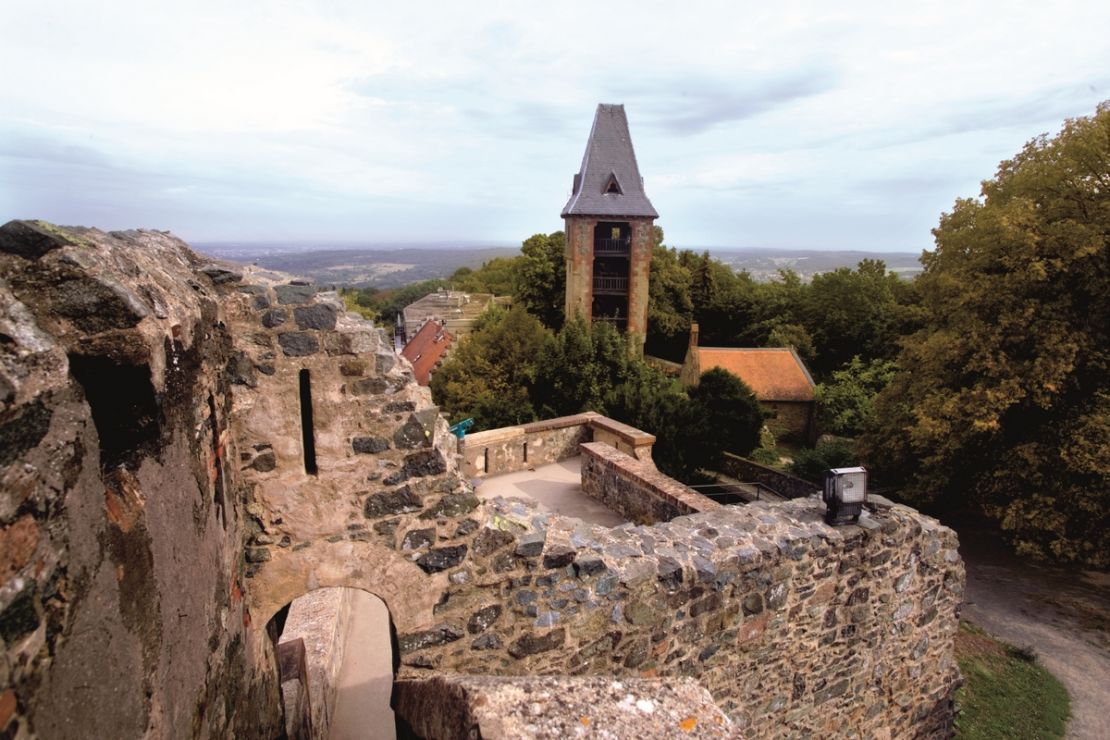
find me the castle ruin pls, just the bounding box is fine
[0,220,964,738]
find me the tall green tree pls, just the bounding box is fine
[816,355,897,436]
[863,102,1110,566]
[429,305,548,429]
[514,231,566,329]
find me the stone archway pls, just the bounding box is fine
[248,541,446,738]
[247,539,445,632]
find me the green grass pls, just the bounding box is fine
[954,621,1070,739]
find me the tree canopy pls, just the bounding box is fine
[863,102,1110,566]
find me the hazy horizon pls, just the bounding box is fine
[3,2,1107,252]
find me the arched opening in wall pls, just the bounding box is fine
[266,587,397,739]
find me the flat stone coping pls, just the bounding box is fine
[394,675,737,739]
[473,457,626,527]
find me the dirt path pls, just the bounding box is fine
[958,525,1110,739]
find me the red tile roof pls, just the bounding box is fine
[401,320,453,386]
[695,347,815,402]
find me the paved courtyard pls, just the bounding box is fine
[473,457,625,527]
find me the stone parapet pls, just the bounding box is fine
[460,412,655,478]
[580,442,719,524]
[393,675,737,739]
[392,495,964,739]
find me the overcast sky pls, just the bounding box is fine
[2,1,1108,251]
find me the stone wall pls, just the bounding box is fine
[277,587,356,735]
[718,453,821,500]
[0,221,283,738]
[388,495,963,739]
[762,400,816,444]
[580,442,719,525]
[459,412,655,479]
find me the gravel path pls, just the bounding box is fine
[958,526,1110,739]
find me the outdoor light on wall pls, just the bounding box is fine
[823,467,868,525]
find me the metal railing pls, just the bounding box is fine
[593,275,629,293]
[688,480,783,504]
[594,237,631,255]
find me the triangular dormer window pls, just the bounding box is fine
[603,172,622,194]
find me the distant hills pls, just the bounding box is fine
[195,241,924,288]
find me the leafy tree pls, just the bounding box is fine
[450,257,518,295]
[765,322,817,365]
[514,231,566,329]
[816,356,897,436]
[429,305,548,429]
[688,368,764,462]
[645,244,693,359]
[800,259,919,377]
[789,439,857,483]
[863,102,1110,566]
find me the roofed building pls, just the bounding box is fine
[562,104,657,354]
[400,319,454,386]
[680,324,817,443]
[400,289,496,343]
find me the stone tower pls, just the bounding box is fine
[562,104,657,353]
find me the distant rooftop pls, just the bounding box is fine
[399,319,453,386]
[562,104,658,220]
[401,289,496,339]
[694,347,816,402]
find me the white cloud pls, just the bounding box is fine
[1,0,1109,247]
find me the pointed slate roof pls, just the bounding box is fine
[562,104,658,219]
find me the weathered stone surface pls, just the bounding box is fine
[293,304,337,331]
[470,633,502,651]
[274,283,316,304]
[226,352,257,387]
[515,531,546,557]
[508,628,566,658]
[200,264,242,285]
[467,604,502,634]
[416,545,468,573]
[277,332,319,357]
[543,547,576,570]
[473,527,515,557]
[402,528,436,551]
[363,486,422,519]
[352,436,390,454]
[260,308,287,328]
[394,412,436,449]
[403,449,447,479]
[351,377,391,396]
[420,493,479,519]
[393,676,734,740]
[398,624,464,653]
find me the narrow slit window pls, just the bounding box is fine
[523,441,528,463]
[298,369,318,475]
[483,448,489,474]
